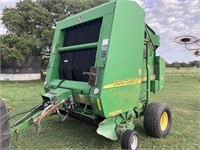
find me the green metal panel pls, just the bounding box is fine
[158,57,166,89]
[42,88,72,102]
[73,93,91,105]
[58,42,98,52]
[44,29,63,91]
[89,12,115,117]
[100,0,145,118]
[50,79,91,94]
[153,56,166,92]
[56,1,116,30]
[44,1,116,91]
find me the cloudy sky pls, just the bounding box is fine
[0,0,200,63]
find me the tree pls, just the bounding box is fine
[180,62,189,67]
[171,62,181,70]
[0,34,40,66]
[188,61,195,67]
[165,62,171,67]
[0,0,108,68]
[194,61,200,68]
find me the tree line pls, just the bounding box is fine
[166,61,200,69]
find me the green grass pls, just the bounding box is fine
[0,69,200,150]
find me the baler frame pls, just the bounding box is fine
[0,1,172,150]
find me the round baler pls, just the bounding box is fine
[0,0,172,149]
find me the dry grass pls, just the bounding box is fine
[166,67,199,75]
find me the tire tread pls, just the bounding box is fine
[143,102,172,138]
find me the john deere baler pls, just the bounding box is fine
[0,0,172,149]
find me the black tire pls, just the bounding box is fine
[121,130,139,150]
[143,102,172,138]
[0,100,11,150]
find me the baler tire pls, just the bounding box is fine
[121,130,139,150]
[0,100,11,150]
[143,102,172,138]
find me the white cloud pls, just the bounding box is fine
[0,0,20,35]
[0,0,12,2]
[167,17,177,24]
[0,26,6,34]
[135,0,200,62]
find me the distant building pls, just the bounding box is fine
[0,56,41,81]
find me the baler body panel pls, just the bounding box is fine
[44,0,165,119]
[99,1,145,118]
[45,1,116,88]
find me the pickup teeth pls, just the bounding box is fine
[59,109,103,127]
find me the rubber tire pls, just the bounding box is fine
[0,100,11,150]
[121,130,139,150]
[143,102,172,138]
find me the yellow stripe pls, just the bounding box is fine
[103,78,141,89]
[97,98,102,111]
[109,109,122,117]
[103,75,155,90]
[141,75,155,81]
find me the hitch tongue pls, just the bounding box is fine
[33,99,67,132]
[10,89,73,136]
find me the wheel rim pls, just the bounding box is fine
[131,134,138,150]
[160,111,168,131]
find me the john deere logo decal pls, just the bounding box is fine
[103,78,141,89]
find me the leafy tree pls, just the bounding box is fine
[0,0,108,68]
[0,34,41,66]
[171,62,181,70]
[180,62,190,67]
[166,62,171,67]
[188,61,195,67]
[194,61,200,68]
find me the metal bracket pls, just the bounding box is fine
[56,108,69,122]
[83,67,99,86]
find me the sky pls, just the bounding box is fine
[0,0,200,63]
